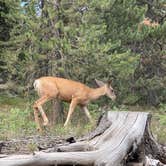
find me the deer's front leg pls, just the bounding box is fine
[64,98,78,127]
[33,106,42,132]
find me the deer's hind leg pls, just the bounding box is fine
[81,106,93,123]
[33,95,51,131]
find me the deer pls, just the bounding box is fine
[33,76,116,132]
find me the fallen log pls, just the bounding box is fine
[0,111,165,166]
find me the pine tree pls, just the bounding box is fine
[0,0,165,105]
[132,0,166,105]
[0,0,24,85]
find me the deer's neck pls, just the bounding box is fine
[89,86,106,101]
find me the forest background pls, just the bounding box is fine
[0,0,165,144]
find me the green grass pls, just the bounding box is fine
[0,107,36,140]
[0,95,165,145]
[0,96,100,140]
[0,95,27,107]
[150,104,166,144]
[0,106,97,140]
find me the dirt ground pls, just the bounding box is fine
[0,135,68,155]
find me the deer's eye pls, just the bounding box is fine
[111,89,114,93]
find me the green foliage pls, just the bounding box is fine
[27,142,38,153]
[0,96,165,144]
[0,95,24,106]
[0,0,165,105]
[110,52,138,78]
[0,0,165,145]
[150,104,166,144]
[0,107,35,139]
[0,102,98,140]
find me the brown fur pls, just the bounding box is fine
[33,76,116,132]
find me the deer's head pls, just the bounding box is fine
[95,79,116,101]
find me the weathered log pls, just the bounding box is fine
[145,156,166,166]
[0,111,165,166]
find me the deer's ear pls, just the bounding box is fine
[107,80,112,86]
[95,79,105,87]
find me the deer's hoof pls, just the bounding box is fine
[43,120,49,126]
[64,123,68,127]
[37,127,42,133]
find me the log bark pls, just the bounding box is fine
[0,111,165,166]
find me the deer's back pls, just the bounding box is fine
[34,77,91,103]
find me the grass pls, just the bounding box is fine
[0,94,28,107]
[150,104,166,144]
[0,107,35,140]
[0,95,99,140]
[0,95,165,145]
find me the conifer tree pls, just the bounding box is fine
[0,0,25,85]
[0,0,165,104]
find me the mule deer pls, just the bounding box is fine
[33,77,116,132]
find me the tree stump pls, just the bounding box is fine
[0,111,165,166]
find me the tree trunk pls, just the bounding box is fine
[0,111,165,166]
[50,100,64,125]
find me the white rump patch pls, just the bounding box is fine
[33,79,42,96]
